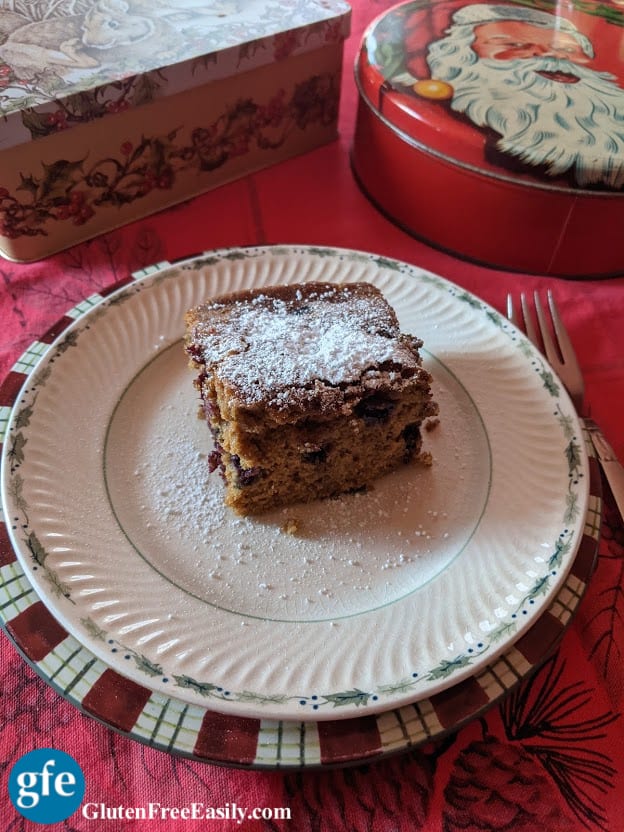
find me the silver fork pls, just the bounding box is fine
[507,291,624,519]
[507,291,584,410]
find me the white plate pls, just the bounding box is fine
[1,246,589,721]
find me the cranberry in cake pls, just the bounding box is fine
[184,282,438,515]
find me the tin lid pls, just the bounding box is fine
[356,0,624,193]
[0,0,351,151]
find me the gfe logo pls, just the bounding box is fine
[8,748,85,824]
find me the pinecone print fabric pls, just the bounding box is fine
[437,652,619,832]
[443,736,572,832]
[280,751,435,832]
[577,489,624,707]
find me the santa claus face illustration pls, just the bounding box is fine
[425,5,624,188]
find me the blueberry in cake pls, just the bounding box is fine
[184,282,438,515]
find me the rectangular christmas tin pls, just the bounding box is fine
[0,0,351,262]
[352,0,624,277]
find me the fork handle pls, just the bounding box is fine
[585,419,624,521]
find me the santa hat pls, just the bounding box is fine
[449,3,594,57]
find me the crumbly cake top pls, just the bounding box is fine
[185,282,427,413]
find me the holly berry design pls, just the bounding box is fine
[0,74,337,242]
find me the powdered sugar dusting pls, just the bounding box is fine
[104,341,489,624]
[193,285,418,404]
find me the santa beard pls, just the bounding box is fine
[426,46,624,188]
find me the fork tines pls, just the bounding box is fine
[507,290,585,409]
[507,291,560,360]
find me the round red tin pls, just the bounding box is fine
[352,0,624,277]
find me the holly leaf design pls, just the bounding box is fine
[133,654,164,678]
[550,534,573,570]
[222,250,251,262]
[33,365,52,388]
[81,617,107,641]
[489,619,517,643]
[237,691,289,705]
[43,569,73,602]
[6,72,338,242]
[25,531,47,567]
[7,473,28,516]
[307,246,339,258]
[486,309,505,329]
[565,492,580,525]
[198,255,226,267]
[373,255,404,272]
[14,405,33,429]
[565,438,583,473]
[39,159,85,200]
[526,574,551,601]
[128,75,163,107]
[20,108,54,140]
[539,367,560,397]
[16,173,39,198]
[426,654,475,680]
[556,407,576,439]
[517,339,534,358]
[323,688,372,708]
[236,41,266,66]
[173,675,221,697]
[56,331,79,354]
[9,432,27,466]
[378,677,420,695]
[457,291,482,310]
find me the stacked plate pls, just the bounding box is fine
[0,246,601,768]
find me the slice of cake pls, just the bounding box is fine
[184,281,438,515]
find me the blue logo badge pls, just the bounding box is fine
[8,748,85,824]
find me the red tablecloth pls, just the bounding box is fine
[1,1,624,829]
